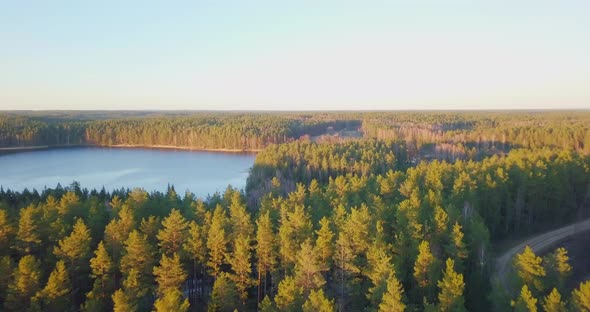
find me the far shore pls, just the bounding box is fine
[0,144,261,154]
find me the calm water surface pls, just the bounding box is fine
[0,147,256,197]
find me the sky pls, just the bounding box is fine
[0,0,589,111]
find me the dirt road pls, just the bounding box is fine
[494,218,590,288]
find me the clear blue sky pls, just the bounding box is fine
[1,1,588,110]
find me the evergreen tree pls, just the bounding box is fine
[4,255,42,311]
[0,208,14,254]
[255,210,276,301]
[542,288,566,312]
[514,246,546,292]
[413,240,439,299]
[153,253,187,295]
[572,280,590,311]
[259,295,277,312]
[54,218,92,281]
[16,205,41,256]
[227,235,254,304]
[157,209,189,256]
[365,243,393,304]
[448,222,468,264]
[37,260,71,312]
[104,205,135,265]
[294,239,326,292]
[544,247,572,292]
[207,205,228,278]
[120,230,155,285]
[302,288,335,312]
[153,289,190,312]
[112,289,136,312]
[120,268,148,310]
[378,271,406,312]
[315,217,334,267]
[228,190,254,240]
[208,272,239,312]
[274,276,304,312]
[0,256,14,304]
[437,258,465,312]
[513,285,538,312]
[84,241,115,312]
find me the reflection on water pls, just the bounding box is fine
[0,147,256,197]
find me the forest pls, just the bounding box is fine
[0,111,589,311]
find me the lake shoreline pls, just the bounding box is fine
[0,144,261,154]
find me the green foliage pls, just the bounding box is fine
[514,246,546,293]
[36,260,71,312]
[153,253,187,295]
[1,111,590,311]
[513,285,538,312]
[112,289,136,312]
[153,289,190,312]
[207,205,228,278]
[157,209,189,256]
[4,255,42,311]
[542,288,566,312]
[302,288,335,312]
[572,280,590,311]
[209,272,239,312]
[274,276,304,312]
[378,271,406,312]
[437,258,466,312]
[294,239,326,291]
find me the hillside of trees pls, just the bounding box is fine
[1,111,590,311]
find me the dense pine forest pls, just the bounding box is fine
[1,111,590,311]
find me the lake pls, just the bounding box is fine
[0,147,256,197]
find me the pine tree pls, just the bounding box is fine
[365,243,393,304]
[54,218,92,275]
[571,280,590,311]
[513,285,538,312]
[437,258,465,312]
[139,216,161,246]
[302,288,335,312]
[154,253,187,295]
[514,246,546,292]
[157,209,189,256]
[37,260,71,312]
[294,239,326,292]
[153,289,190,312]
[255,211,276,301]
[84,241,115,312]
[413,240,439,299]
[259,295,277,312]
[183,220,206,304]
[227,235,254,304]
[448,222,468,263]
[274,276,304,312]
[121,268,149,310]
[209,272,239,312]
[112,289,136,312]
[4,255,42,311]
[207,205,228,278]
[544,247,572,291]
[90,241,114,290]
[228,191,254,240]
[378,271,406,312]
[104,205,135,265]
[315,217,334,267]
[16,205,41,256]
[0,209,14,254]
[542,288,566,312]
[120,230,155,284]
[0,256,14,304]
